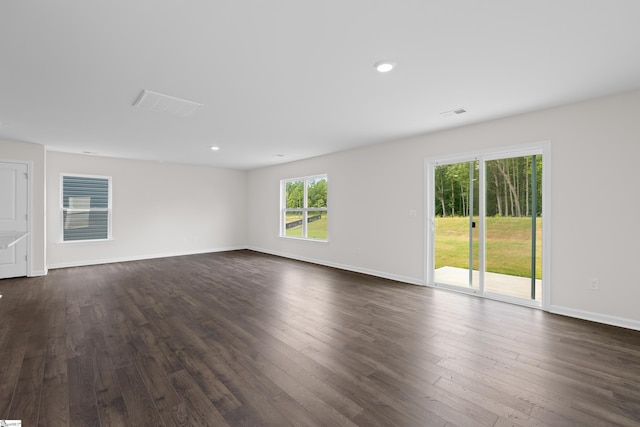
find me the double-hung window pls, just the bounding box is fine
[281,174,328,241]
[61,174,112,242]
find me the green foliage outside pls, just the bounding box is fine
[286,178,327,208]
[435,156,542,218]
[436,216,542,279]
[286,181,304,208]
[307,179,327,208]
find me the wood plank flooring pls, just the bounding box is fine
[1,249,640,426]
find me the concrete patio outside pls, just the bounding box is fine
[435,266,542,301]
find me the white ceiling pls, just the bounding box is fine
[1,1,640,170]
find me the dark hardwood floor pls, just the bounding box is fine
[1,250,639,426]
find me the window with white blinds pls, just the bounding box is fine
[61,175,112,242]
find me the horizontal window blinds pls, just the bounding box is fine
[62,175,110,241]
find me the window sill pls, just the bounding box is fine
[279,236,329,243]
[57,238,114,245]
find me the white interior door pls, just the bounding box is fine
[0,162,28,279]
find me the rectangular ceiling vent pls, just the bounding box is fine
[133,90,202,118]
[440,108,467,117]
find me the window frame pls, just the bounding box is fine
[60,173,113,243]
[280,174,328,242]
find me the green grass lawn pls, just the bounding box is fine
[284,215,538,276]
[285,213,327,240]
[436,216,542,279]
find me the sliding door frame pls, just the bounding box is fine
[425,141,551,309]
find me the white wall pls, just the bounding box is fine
[247,89,640,328]
[47,152,247,268]
[0,139,46,275]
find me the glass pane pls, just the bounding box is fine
[433,161,479,290]
[306,211,327,240]
[285,180,304,209]
[64,211,89,229]
[63,176,109,208]
[63,210,109,241]
[307,177,327,208]
[69,196,90,209]
[284,211,304,237]
[485,156,542,300]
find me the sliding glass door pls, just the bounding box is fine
[427,144,548,306]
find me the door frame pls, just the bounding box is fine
[0,159,33,277]
[424,141,551,309]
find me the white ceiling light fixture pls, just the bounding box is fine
[374,60,396,73]
[210,146,220,151]
[133,90,203,117]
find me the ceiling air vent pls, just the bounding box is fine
[440,108,467,117]
[132,90,202,117]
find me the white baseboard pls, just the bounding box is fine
[549,305,640,332]
[247,246,425,286]
[46,246,247,270]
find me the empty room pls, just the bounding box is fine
[1,1,640,426]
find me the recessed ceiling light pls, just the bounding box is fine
[374,60,396,73]
[210,146,220,151]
